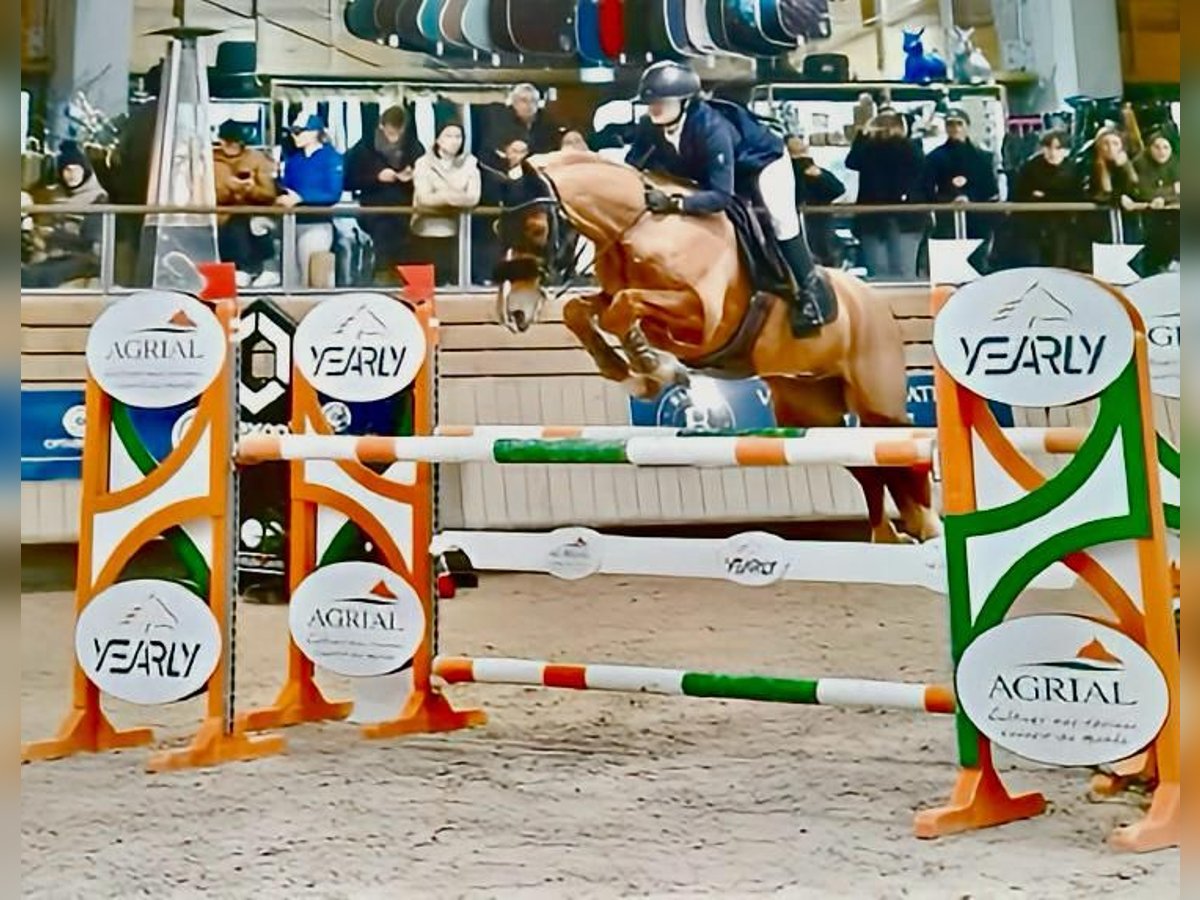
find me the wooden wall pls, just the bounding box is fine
[22,286,1175,542]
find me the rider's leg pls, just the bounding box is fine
[757,154,832,335]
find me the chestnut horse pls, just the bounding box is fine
[494,150,938,544]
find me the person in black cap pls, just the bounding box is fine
[214,119,280,287]
[925,107,999,245]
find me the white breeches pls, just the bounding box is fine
[756,153,801,242]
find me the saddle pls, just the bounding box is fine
[687,188,837,376]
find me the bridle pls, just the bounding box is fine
[516,163,653,301]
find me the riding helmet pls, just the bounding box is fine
[637,61,702,103]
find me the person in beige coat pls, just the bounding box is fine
[411,122,481,284]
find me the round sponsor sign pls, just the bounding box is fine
[75,579,222,705]
[933,268,1135,408]
[61,404,87,439]
[85,291,226,408]
[720,531,789,586]
[544,527,603,580]
[288,562,426,678]
[956,614,1169,767]
[1124,272,1180,399]
[294,294,427,402]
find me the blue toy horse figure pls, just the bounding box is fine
[902,28,947,84]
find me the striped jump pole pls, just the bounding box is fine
[238,434,935,467]
[435,424,1087,455]
[434,657,955,714]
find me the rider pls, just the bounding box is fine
[627,61,832,335]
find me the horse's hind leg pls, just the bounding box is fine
[764,376,903,544]
[839,296,940,542]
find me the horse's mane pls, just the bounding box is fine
[529,150,698,196]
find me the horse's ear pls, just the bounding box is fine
[916,27,925,38]
[965,27,975,40]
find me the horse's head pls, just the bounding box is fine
[493,158,562,334]
[902,27,925,54]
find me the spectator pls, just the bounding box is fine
[1003,130,1083,268]
[213,119,280,287]
[411,121,482,285]
[23,140,109,288]
[491,83,561,156]
[925,108,999,245]
[1134,131,1179,272]
[785,134,845,267]
[279,114,344,288]
[344,105,423,286]
[844,109,929,280]
[1087,126,1142,244]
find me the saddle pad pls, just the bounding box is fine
[576,0,611,64]
[417,0,443,43]
[510,0,577,55]
[779,0,830,40]
[488,0,522,52]
[662,0,693,56]
[705,0,733,51]
[757,0,796,45]
[622,0,653,61]
[344,0,381,39]
[394,0,440,52]
[723,0,793,56]
[461,0,496,50]
[684,0,720,54]
[440,0,473,48]
[598,0,625,57]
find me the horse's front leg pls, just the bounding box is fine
[601,289,698,397]
[562,293,633,385]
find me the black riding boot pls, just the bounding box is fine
[779,235,835,336]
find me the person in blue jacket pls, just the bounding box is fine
[279,114,344,286]
[627,61,831,335]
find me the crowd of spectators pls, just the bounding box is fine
[21,85,1180,291]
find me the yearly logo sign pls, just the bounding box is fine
[720,531,789,586]
[933,268,1134,408]
[1124,272,1180,399]
[74,579,222,705]
[956,615,1169,767]
[288,562,426,678]
[294,294,426,402]
[86,292,226,408]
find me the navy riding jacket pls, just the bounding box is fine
[627,99,783,215]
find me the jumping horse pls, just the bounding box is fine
[493,150,939,544]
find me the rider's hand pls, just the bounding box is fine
[645,189,681,214]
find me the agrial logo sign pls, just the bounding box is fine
[294,294,427,402]
[85,292,226,408]
[544,527,603,580]
[933,268,1135,408]
[956,615,1169,767]
[288,562,426,678]
[74,579,222,705]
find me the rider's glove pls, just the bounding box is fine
[645,189,683,214]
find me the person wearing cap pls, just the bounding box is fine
[625,60,834,335]
[925,107,999,244]
[22,140,109,288]
[344,105,424,285]
[279,113,344,287]
[213,119,280,287]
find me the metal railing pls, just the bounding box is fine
[22,199,1173,295]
